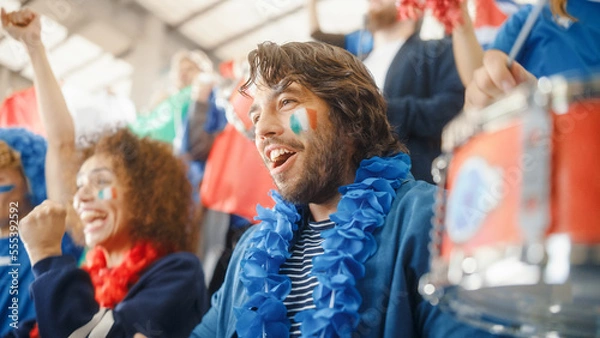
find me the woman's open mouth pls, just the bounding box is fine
[80,210,108,233]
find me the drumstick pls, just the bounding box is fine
[506,0,548,68]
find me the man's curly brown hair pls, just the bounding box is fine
[81,128,194,253]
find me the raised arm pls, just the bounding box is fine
[186,73,222,161]
[307,0,320,37]
[1,8,80,204]
[451,1,484,86]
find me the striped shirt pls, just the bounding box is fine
[280,219,335,337]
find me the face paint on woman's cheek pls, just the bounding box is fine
[97,187,118,200]
[290,108,318,135]
[0,185,15,193]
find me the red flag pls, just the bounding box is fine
[0,87,45,136]
[200,82,276,221]
[474,0,519,48]
[474,0,509,27]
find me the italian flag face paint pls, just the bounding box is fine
[97,187,117,200]
[290,108,318,135]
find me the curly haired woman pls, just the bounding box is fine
[1,7,208,338]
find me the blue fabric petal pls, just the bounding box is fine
[296,309,329,337]
[234,307,261,337]
[313,253,365,278]
[264,274,292,300]
[355,153,411,183]
[241,261,267,278]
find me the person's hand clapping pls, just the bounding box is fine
[18,200,66,266]
[464,49,536,111]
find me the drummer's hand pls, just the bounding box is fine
[18,200,66,266]
[464,50,536,111]
[1,8,42,49]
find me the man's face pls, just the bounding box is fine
[367,0,398,32]
[177,57,202,89]
[249,82,354,205]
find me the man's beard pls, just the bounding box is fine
[366,3,398,32]
[275,131,352,206]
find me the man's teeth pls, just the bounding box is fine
[269,148,293,162]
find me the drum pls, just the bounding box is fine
[419,75,600,337]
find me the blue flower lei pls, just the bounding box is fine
[234,153,411,337]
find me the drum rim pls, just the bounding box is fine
[441,75,600,153]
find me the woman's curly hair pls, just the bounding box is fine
[0,128,47,206]
[82,128,194,253]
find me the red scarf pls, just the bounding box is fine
[82,242,162,308]
[29,242,162,338]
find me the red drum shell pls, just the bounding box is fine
[552,99,600,244]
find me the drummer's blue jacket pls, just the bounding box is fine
[192,176,505,337]
[492,0,600,78]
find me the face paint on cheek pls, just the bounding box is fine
[0,185,15,193]
[290,108,318,135]
[97,187,118,200]
[0,184,16,194]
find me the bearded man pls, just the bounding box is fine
[190,41,503,338]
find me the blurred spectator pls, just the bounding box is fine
[0,128,82,337]
[129,50,222,147]
[307,0,373,58]
[130,50,227,204]
[365,0,464,183]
